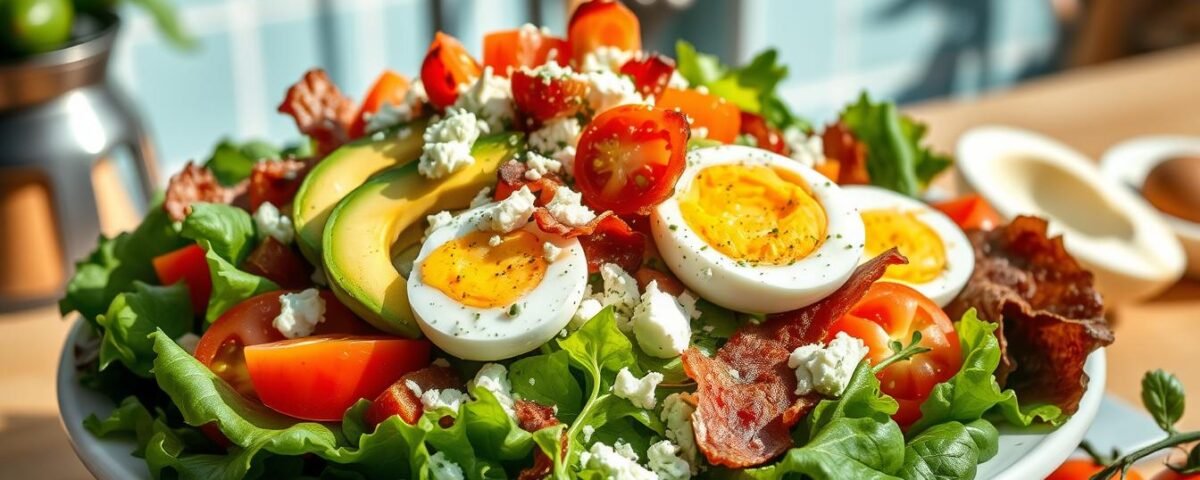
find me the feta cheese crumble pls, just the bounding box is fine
[631,280,692,358]
[667,69,690,89]
[425,210,455,239]
[428,451,466,480]
[545,186,596,227]
[529,117,582,174]
[783,126,825,168]
[788,332,869,397]
[469,187,493,208]
[595,263,640,330]
[581,424,596,442]
[452,66,515,132]
[478,185,537,233]
[580,46,636,73]
[584,71,648,115]
[661,393,700,472]
[523,151,562,180]
[647,440,691,480]
[273,288,326,338]
[419,108,489,179]
[365,79,427,134]
[579,441,655,480]
[488,235,503,247]
[612,367,663,409]
[543,242,564,261]
[253,201,294,245]
[469,363,516,418]
[571,296,605,328]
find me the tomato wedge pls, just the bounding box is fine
[932,194,1002,231]
[739,111,789,155]
[511,68,589,124]
[348,70,410,138]
[367,365,463,427]
[193,290,378,399]
[656,88,741,143]
[574,105,690,215]
[619,53,675,99]
[420,32,481,109]
[483,28,568,76]
[824,282,962,426]
[153,244,211,314]
[245,335,431,421]
[567,0,641,65]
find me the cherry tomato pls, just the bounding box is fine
[153,244,211,314]
[348,70,411,138]
[567,0,641,65]
[931,194,1002,232]
[574,105,690,215]
[656,88,741,144]
[511,68,589,124]
[825,282,962,426]
[420,32,481,109]
[619,53,675,99]
[193,290,377,399]
[483,28,568,76]
[739,111,789,155]
[367,365,462,427]
[241,237,312,290]
[1047,459,1144,480]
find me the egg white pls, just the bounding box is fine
[651,145,865,314]
[407,205,588,361]
[841,185,974,306]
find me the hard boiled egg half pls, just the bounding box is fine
[841,185,974,306]
[651,145,865,314]
[407,205,588,361]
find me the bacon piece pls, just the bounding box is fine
[248,158,313,212]
[366,366,462,428]
[277,69,356,156]
[241,237,312,289]
[515,400,566,480]
[683,249,907,467]
[494,160,563,205]
[945,216,1112,414]
[163,162,246,222]
[535,210,646,273]
[822,122,869,185]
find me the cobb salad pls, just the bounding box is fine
[63,1,1115,478]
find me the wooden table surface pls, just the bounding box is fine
[4,45,1200,480]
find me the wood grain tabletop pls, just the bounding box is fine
[3,44,1199,479]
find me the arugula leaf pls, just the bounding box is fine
[96,282,194,377]
[674,41,810,131]
[909,310,1065,434]
[1142,369,1186,433]
[202,244,279,323]
[204,140,281,186]
[838,92,951,196]
[181,203,257,265]
[899,419,998,480]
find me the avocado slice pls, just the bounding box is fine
[293,120,427,263]
[323,132,524,336]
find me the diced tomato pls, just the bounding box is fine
[153,244,211,314]
[825,282,962,427]
[241,237,312,289]
[511,68,589,124]
[619,53,675,99]
[348,70,411,138]
[574,105,690,215]
[931,194,1002,231]
[567,0,641,65]
[420,32,481,109]
[366,365,462,427]
[657,88,741,143]
[248,159,311,212]
[739,111,789,155]
[245,335,431,421]
[483,28,568,76]
[193,290,378,400]
[821,122,869,185]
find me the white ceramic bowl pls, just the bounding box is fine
[57,318,1106,479]
[956,126,1185,305]
[1100,136,1200,279]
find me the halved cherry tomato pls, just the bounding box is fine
[931,194,1002,232]
[567,0,641,65]
[620,53,675,99]
[348,70,410,138]
[367,365,462,427]
[245,335,431,421]
[153,244,211,314]
[656,88,741,143]
[739,111,789,155]
[420,32,481,109]
[511,69,589,124]
[241,237,312,290]
[483,28,568,76]
[193,290,378,399]
[1047,459,1144,480]
[574,105,690,215]
[825,282,962,427]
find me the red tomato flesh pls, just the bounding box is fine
[348,70,410,138]
[567,0,641,65]
[241,237,313,290]
[483,28,568,76]
[574,104,690,215]
[620,53,676,99]
[825,282,962,427]
[153,244,211,314]
[739,111,789,155]
[511,68,589,124]
[656,88,741,143]
[931,194,1002,231]
[367,365,462,427]
[421,32,481,109]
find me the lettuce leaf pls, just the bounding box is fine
[96,282,194,377]
[837,92,952,196]
[899,419,998,480]
[205,140,281,186]
[180,203,257,265]
[510,350,584,423]
[202,245,279,323]
[675,41,810,132]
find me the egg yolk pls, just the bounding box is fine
[420,230,547,308]
[861,209,946,284]
[678,164,826,265]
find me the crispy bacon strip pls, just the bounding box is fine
[683,249,907,468]
[494,160,563,205]
[822,122,869,185]
[515,400,566,480]
[277,69,356,156]
[945,216,1113,414]
[163,162,246,222]
[248,158,313,212]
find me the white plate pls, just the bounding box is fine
[57,319,1106,479]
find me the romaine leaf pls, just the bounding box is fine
[96,282,193,377]
[202,244,279,323]
[899,419,998,480]
[205,140,280,186]
[181,203,257,265]
[838,92,952,196]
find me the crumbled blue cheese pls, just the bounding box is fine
[175,333,200,355]
[273,289,326,338]
[612,367,663,409]
[545,186,596,227]
[595,263,640,330]
[543,242,564,262]
[529,117,582,175]
[419,108,489,179]
[647,440,691,480]
[365,80,427,134]
[788,332,869,397]
[428,451,465,480]
[469,187,493,208]
[631,280,692,359]
[580,46,636,73]
[579,441,655,480]
[783,126,825,167]
[584,71,648,115]
[661,393,699,473]
[469,363,516,418]
[524,151,562,180]
[452,66,515,131]
[478,186,536,233]
[253,201,294,245]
